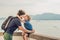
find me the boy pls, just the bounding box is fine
[21,15,35,40]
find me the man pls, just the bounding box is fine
[4,10,34,40]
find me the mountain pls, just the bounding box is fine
[0,13,60,20]
[30,13,60,20]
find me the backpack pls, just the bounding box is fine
[1,16,14,32]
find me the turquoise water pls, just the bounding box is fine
[0,19,60,38]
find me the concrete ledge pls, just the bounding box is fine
[30,33,58,40]
[0,32,59,40]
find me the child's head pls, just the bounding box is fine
[24,15,31,21]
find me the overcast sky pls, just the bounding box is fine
[0,0,60,16]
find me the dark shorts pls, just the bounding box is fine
[26,33,31,37]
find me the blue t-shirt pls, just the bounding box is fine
[24,21,32,30]
[6,17,21,35]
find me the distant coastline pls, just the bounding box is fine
[1,13,60,20]
[30,13,60,20]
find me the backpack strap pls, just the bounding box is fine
[5,18,12,29]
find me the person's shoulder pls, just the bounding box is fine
[13,17,20,22]
[26,21,30,23]
[14,17,19,20]
[25,21,30,24]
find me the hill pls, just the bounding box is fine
[30,13,60,20]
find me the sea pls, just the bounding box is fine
[0,19,60,38]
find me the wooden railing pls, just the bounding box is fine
[0,32,59,40]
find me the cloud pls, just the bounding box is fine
[0,0,35,7]
[0,0,60,16]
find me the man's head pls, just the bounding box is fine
[17,10,25,16]
[17,10,26,20]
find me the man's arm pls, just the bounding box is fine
[14,16,34,33]
[18,26,34,33]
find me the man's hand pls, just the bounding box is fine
[32,29,35,33]
[25,29,35,33]
[18,26,35,33]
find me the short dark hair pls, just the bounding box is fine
[17,10,25,16]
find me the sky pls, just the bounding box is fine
[0,0,60,16]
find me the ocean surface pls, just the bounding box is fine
[0,19,60,38]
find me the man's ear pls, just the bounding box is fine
[20,16,22,19]
[16,15,21,20]
[16,14,19,17]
